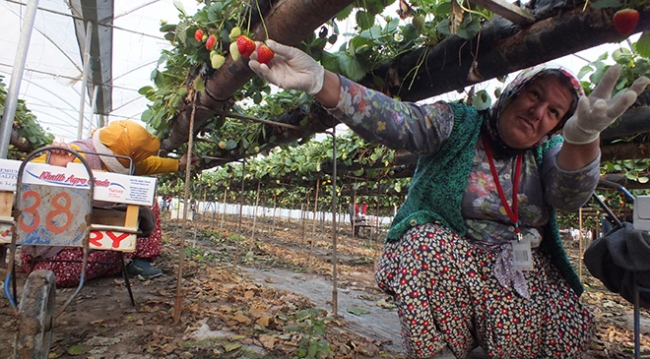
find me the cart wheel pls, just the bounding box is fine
[13,270,56,359]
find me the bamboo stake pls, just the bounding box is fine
[311,178,320,237]
[301,197,309,244]
[220,188,227,230]
[173,92,197,324]
[351,190,357,239]
[232,159,246,268]
[272,195,277,233]
[308,179,320,274]
[251,181,261,238]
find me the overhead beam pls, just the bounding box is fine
[363,5,650,102]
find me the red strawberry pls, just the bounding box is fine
[236,35,256,58]
[257,44,275,65]
[613,9,639,36]
[194,29,205,42]
[205,35,217,51]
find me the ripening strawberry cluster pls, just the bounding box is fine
[193,26,274,70]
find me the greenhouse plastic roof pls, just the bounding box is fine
[0,0,194,140]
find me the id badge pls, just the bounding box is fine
[512,236,533,271]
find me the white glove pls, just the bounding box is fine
[563,64,650,145]
[248,40,325,96]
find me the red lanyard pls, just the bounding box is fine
[482,135,524,237]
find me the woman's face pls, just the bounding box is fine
[497,76,574,149]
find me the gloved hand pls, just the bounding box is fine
[248,40,325,96]
[563,64,650,145]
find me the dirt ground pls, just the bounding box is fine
[1,213,650,358]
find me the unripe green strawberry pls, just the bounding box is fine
[229,42,241,61]
[412,15,425,31]
[211,53,225,69]
[229,27,241,41]
[257,44,274,65]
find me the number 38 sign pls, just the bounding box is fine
[15,183,92,247]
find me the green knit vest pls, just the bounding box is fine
[385,102,583,296]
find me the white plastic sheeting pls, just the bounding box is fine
[0,0,196,140]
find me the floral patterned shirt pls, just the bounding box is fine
[327,76,599,246]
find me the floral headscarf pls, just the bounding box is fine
[484,64,585,158]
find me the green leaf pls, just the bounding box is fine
[208,3,223,22]
[347,307,370,315]
[589,0,620,8]
[338,53,366,82]
[67,345,85,355]
[436,19,452,37]
[321,51,341,74]
[635,31,650,59]
[193,76,205,92]
[225,139,237,150]
[356,11,375,31]
[336,5,354,21]
[138,86,154,95]
[175,22,189,46]
[456,17,481,40]
[577,65,594,80]
[173,0,186,16]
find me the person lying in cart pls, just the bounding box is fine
[21,120,196,287]
[248,40,650,358]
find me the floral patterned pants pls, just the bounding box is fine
[20,202,162,288]
[375,223,595,359]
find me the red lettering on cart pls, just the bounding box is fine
[94,179,110,187]
[45,192,73,234]
[65,175,88,186]
[106,232,130,248]
[109,188,124,195]
[39,171,66,181]
[89,231,103,246]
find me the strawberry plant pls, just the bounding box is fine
[138,0,503,159]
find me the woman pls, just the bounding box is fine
[248,40,649,358]
[21,120,194,287]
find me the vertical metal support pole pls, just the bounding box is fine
[87,85,99,138]
[77,21,93,140]
[0,0,40,158]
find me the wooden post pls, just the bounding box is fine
[272,195,277,233]
[311,178,320,237]
[251,181,261,238]
[220,189,228,230]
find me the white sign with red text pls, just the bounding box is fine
[0,159,156,206]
